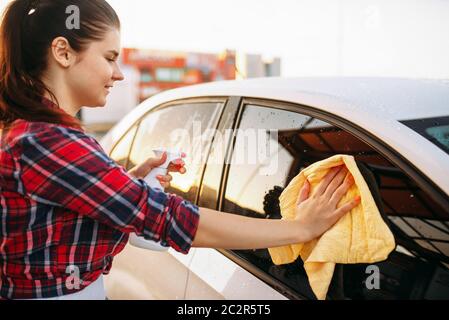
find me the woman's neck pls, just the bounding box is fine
[41,74,81,117]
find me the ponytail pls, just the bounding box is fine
[0,0,120,130]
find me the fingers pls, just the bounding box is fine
[177,167,186,174]
[167,158,186,174]
[314,166,343,196]
[296,179,311,205]
[157,174,173,188]
[157,174,173,183]
[133,152,185,180]
[332,196,361,222]
[323,166,349,198]
[131,152,167,178]
[329,174,355,205]
[155,152,167,164]
[144,152,167,169]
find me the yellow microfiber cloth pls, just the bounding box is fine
[268,154,396,300]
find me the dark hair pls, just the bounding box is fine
[0,0,120,130]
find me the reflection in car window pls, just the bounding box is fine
[129,102,223,203]
[223,104,449,300]
[109,124,138,169]
[401,116,449,155]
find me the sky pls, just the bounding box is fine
[1,0,449,78]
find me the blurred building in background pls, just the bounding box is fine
[122,48,237,102]
[82,48,280,130]
[236,54,281,79]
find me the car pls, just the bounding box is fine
[99,77,449,300]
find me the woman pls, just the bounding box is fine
[0,0,359,300]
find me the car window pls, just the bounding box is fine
[129,101,224,203]
[109,124,138,168]
[401,116,449,155]
[223,103,449,300]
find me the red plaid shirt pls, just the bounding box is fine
[0,116,200,299]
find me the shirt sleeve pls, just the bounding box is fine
[17,124,200,254]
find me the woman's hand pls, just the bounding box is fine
[294,165,360,242]
[128,152,187,189]
[193,165,361,249]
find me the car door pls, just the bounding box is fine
[184,97,287,299]
[104,98,225,299]
[187,98,449,300]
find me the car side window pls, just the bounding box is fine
[109,124,138,168]
[223,104,449,300]
[129,101,224,203]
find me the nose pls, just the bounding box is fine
[113,64,125,82]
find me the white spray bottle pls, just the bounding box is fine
[129,148,183,251]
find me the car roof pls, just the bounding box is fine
[161,76,449,120]
[103,77,449,197]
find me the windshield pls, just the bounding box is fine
[401,116,449,155]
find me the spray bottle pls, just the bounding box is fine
[129,148,183,251]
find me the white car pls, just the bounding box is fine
[100,77,449,300]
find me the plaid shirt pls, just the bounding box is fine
[0,117,200,299]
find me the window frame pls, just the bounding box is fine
[111,97,228,203]
[220,97,449,218]
[109,123,139,170]
[214,97,449,299]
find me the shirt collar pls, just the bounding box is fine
[40,96,84,131]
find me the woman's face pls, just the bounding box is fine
[66,28,124,108]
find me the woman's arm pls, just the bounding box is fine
[18,125,199,253]
[192,165,360,249]
[192,207,307,249]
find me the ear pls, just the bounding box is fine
[50,37,76,68]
